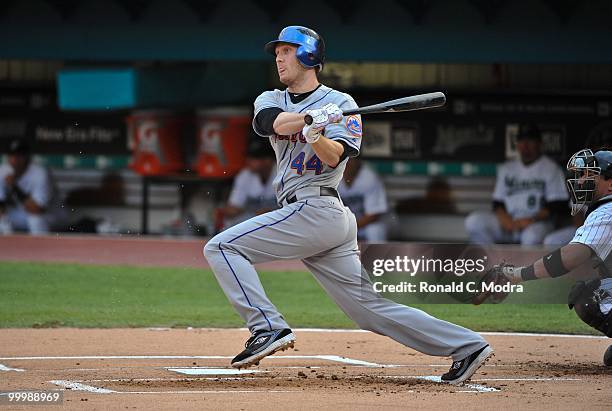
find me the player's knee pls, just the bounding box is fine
[203,231,234,260]
[520,227,545,246]
[465,211,486,234]
[203,237,221,261]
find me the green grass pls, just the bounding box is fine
[0,261,597,334]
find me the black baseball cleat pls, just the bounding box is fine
[441,344,494,385]
[231,328,295,369]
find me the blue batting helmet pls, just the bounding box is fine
[264,26,325,71]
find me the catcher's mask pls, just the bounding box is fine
[567,149,600,216]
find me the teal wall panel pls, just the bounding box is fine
[57,64,268,110]
[58,69,137,110]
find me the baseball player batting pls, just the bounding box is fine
[203,25,493,384]
[474,148,612,364]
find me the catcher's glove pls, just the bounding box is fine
[471,263,522,305]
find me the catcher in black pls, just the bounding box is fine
[474,149,612,364]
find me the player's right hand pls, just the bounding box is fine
[302,108,329,143]
[305,108,329,130]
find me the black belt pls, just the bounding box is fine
[286,187,339,204]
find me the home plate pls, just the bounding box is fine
[168,368,262,376]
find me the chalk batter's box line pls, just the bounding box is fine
[76,376,582,383]
[48,376,498,394]
[49,380,300,395]
[77,377,263,382]
[47,379,497,395]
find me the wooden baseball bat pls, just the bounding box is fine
[304,92,446,125]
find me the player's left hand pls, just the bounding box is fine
[322,103,343,123]
[302,108,328,143]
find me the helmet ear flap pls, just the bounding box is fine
[294,44,307,67]
[295,45,322,71]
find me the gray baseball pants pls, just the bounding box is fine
[204,192,488,360]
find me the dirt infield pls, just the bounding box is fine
[0,328,610,410]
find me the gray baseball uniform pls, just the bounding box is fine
[204,84,487,360]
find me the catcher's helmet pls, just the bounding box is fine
[566,149,612,215]
[264,26,325,71]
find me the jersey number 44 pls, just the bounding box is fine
[290,152,323,175]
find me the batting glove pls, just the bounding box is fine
[302,108,328,144]
[322,103,343,123]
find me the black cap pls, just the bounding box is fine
[8,139,31,155]
[247,138,275,159]
[516,124,542,141]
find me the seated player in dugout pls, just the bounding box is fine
[466,124,570,246]
[475,149,612,360]
[337,157,389,243]
[0,139,66,235]
[217,137,278,229]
